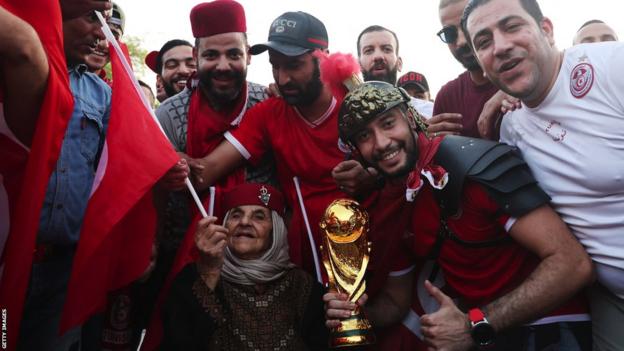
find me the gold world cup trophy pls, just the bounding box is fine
[320,199,375,348]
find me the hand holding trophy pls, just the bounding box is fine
[320,199,375,348]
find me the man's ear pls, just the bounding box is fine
[192,46,198,62]
[246,45,251,65]
[397,55,403,72]
[541,17,556,46]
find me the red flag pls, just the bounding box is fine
[59,37,179,331]
[0,0,73,348]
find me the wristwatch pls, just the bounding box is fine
[468,308,496,349]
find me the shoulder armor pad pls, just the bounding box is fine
[434,136,549,217]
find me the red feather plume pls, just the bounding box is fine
[314,51,362,101]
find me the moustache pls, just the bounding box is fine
[209,70,239,80]
[372,144,401,162]
[372,62,387,70]
[278,83,300,93]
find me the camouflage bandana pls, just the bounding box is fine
[338,81,409,143]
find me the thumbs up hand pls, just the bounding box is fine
[419,280,473,351]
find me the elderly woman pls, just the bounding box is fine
[161,183,328,350]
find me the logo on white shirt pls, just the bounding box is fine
[570,63,594,99]
[545,120,567,142]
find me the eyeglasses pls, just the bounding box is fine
[437,26,459,44]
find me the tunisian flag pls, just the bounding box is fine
[59,31,179,331]
[0,0,73,348]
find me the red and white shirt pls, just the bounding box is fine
[226,96,346,273]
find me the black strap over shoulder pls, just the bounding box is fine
[433,135,550,218]
[425,136,551,282]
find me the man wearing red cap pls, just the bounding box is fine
[144,50,167,102]
[191,10,348,278]
[398,71,432,102]
[149,39,196,102]
[150,0,276,332]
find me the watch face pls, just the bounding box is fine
[472,321,496,346]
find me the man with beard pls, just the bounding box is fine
[331,25,435,202]
[151,0,275,331]
[144,50,167,102]
[190,11,348,277]
[84,2,125,84]
[462,0,624,348]
[325,81,593,351]
[356,25,433,117]
[154,39,196,100]
[428,0,513,139]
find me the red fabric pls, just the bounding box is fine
[228,97,347,272]
[222,183,285,216]
[359,181,428,351]
[393,182,526,306]
[59,44,179,332]
[393,182,588,317]
[96,41,131,87]
[186,85,246,188]
[316,51,360,101]
[144,50,159,74]
[190,0,246,38]
[433,71,498,138]
[0,0,73,348]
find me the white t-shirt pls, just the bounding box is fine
[410,97,434,118]
[500,42,624,299]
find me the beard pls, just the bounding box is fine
[279,63,323,107]
[162,79,179,98]
[370,132,418,179]
[198,67,246,106]
[362,62,399,85]
[452,44,481,72]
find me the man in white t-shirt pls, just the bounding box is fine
[462,0,624,349]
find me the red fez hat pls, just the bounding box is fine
[145,51,159,74]
[222,183,285,216]
[190,0,246,38]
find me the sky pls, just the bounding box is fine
[116,0,624,96]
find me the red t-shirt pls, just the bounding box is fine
[400,182,531,307]
[433,71,499,138]
[226,96,346,273]
[392,181,588,320]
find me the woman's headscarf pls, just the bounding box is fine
[218,183,295,285]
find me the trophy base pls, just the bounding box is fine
[330,313,376,348]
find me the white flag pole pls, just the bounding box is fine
[208,186,216,217]
[293,176,322,283]
[96,11,207,219]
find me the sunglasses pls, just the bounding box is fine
[437,26,459,44]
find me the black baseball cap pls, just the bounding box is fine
[250,11,328,56]
[397,71,430,93]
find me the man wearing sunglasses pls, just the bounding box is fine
[427,0,507,140]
